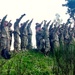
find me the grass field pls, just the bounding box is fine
[0,45,75,75]
[0,50,54,75]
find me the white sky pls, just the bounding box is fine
[0,0,69,49]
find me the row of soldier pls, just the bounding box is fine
[0,14,33,53]
[35,19,75,55]
[0,14,75,56]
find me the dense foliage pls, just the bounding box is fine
[62,0,75,19]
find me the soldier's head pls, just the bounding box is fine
[8,23,12,27]
[36,23,39,25]
[16,19,19,22]
[0,19,1,22]
[36,25,41,30]
[0,19,1,25]
[35,23,40,29]
[20,23,23,26]
[4,21,8,26]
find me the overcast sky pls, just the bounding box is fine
[0,0,69,49]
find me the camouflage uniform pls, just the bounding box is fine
[9,27,12,47]
[35,22,43,51]
[49,22,54,52]
[64,30,69,46]
[4,23,10,51]
[27,19,33,49]
[20,20,29,50]
[59,32,64,51]
[69,32,75,58]
[1,15,9,50]
[14,14,25,51]
[52,23,60,51]
[0,19,2,56]
[0,19,1,49]
[43,21,51,54]
[72,24,75,38]
[7,22,12,50]
[53,31,60,49]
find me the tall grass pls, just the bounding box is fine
[53,41,75,75]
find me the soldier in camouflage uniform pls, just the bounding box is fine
[8,22,12,47]
[64,23,70,46]
[20,20,29,51]
[14,14,25,52]
[7,20,12,50]
[68,29,75,59]
[43,20,51,55]
[4,21,11,51]
[72,21,75,38]
[0,15,11,52]
[0,19,1,49]
[35,22,43,52]
[1,15,8,50]
[0,21,1,57]
[52,23,60,51]
[59,24,64,50]
[27,19,33,49]
[49,21,54,53]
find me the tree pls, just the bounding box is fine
[54,13,63,25]
[62,0,75,20]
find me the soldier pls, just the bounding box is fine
[14,14,25,52]
[69,31,75,59]
[43,20,51,55]
[1,15,8,50]
[49,21,54,53]
[0,19,1,49]
[9,24,12,47]
[4,21,11,51]
[0,19,2,57]
[53,23,60,52]
[63,19,71,41]
[27,19,33,49]
[7,20,12,50]
[20,20,29,51]
[64,28,70,46]
[59,25,64,48]
[72,21,75,38]
[35,21,43,52]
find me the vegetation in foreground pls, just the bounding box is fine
[0,50,54,75]
[0,44,75,75]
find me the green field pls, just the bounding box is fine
[0,50,54,75]
[0,46,75,75]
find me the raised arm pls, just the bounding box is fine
[49,21,54,30]
[18,14,26,22]
[1,15,7,27]
[16,14,26,24]
[22,20,29,29]
[46,20,51,27]
[14,14,26,28]
[27,19,33,27]
[65,18,71,25]
[7,20,12,26]
[43,20,47,27]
